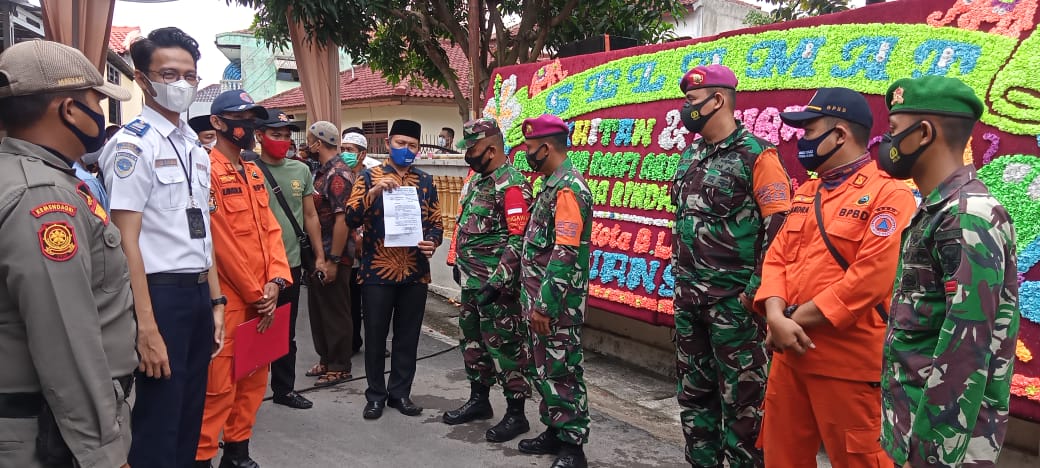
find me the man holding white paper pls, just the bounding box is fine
[345,119,444,420]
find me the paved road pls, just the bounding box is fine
[246,291,686,468]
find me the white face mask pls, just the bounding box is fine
[203,141,216,150]
[437,137,447,147]
[149,79,197,114]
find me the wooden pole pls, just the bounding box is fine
[468,0,480,120]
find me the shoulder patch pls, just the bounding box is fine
[76,183,109,224]
[122,119,151,137]
[851,173,868,187]
[115,142,143,156]
[869,212,898,237]
[555,188,584,247]
[38,221,78,261]
[114,152,138,178]
[504,185,530,235]
[31,202,77,218]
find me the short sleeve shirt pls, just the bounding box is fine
[259,158,314,268]
[100,106,212,274]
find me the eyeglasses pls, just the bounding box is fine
[148,69,201,85]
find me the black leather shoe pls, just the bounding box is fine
[518,429,562,455]
[486,398,529,442]
[217,439,259,468]
[551,444,588,468]
[363,400,385,420]
[443,383,493,425]
[272,391,313,409]
[387,397,423,416]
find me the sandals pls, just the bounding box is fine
[306,363,327,377]
[315,371,352,387]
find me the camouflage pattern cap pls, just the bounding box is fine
[458,117,502,150]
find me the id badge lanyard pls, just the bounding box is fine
[169,137,207,239]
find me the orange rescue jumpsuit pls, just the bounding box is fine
[197,148,291,460]
[754,161,916,468]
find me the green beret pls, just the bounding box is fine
[885,76,983,120]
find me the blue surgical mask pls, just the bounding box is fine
[389,146,416,167]
[796,127,841,172]
[340,151,359,167]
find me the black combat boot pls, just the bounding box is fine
[218,440,259,468]
[485,398,530,442]
[518,427,562,455]
[442,382,493,425]
[551,443,588,468]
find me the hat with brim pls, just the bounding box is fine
[211,89,269,120]
[458,117,501,150]
[0,40,130,101]
[780,87,873,129]
[188,114,213,133]
[885,76,983,120]
[258,108,300,131]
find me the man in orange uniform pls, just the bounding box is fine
[196,91,292,468]
[754,88,917,468]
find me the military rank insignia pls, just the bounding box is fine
[38,221,77,262]
[76,183,109,224]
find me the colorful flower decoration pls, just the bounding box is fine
[483,74,523,147]
[529,60,569,98]
[1018,339,1034,362]
[927,0,1037,39]
[1012,374,1040,401]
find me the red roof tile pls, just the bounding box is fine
[109,26,141,54]
[260,43,471,109]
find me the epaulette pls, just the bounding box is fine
[122,119,151,137]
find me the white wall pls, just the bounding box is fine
[674,0,756,39]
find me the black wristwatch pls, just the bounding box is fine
[271,277,289,291]
[328,254,342,264]
[783,304,798,319]
[211,295,228,307]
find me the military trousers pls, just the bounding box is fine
[529,322,590,445]
[458,288,531,400]
[130,276,213,468]
[674,294,767,468]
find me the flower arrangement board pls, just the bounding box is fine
[480,0,1040,421]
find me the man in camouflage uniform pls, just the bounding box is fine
[877,76,1020,468]
[442,118,534,444]
[670,65,792,467]
[516,115,593,468]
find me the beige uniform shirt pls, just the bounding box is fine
[0,137,137,468]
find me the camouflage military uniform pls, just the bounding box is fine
[670,122,790,467]
[882,165,1020,467]
[520,158,593,445]
[456,163,533,400]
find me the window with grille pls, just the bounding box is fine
[106,64,122,125]
[362,120,389,153]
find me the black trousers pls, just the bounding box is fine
[350,267,363,352]
[363,283,428,402]
[270,266,302,396]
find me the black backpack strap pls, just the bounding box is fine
[255,160,305,238]
[813,190,889,322]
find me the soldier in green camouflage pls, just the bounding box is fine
[442,118,534,444]
[515,114,593,468]
[877,76,1020,468]
[670,65,792,467]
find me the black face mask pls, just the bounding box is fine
[680,95,720,134]
[218,116,259,150]
[465,146,494,174]
[526,143,550,172]
[876,121,931,180]
[61,100,107,154]
[796,127,843,172]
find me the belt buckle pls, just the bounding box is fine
[197,271,208,284]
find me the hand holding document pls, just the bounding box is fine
[383,186,424,247]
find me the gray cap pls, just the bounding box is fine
[309,121,339,146]
[0,40,130,101]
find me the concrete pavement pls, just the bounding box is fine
[243,290,1037,467]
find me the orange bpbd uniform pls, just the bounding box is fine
[754,161,916,468]
[197,148,291,460]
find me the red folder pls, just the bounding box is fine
[233,304,290,381]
